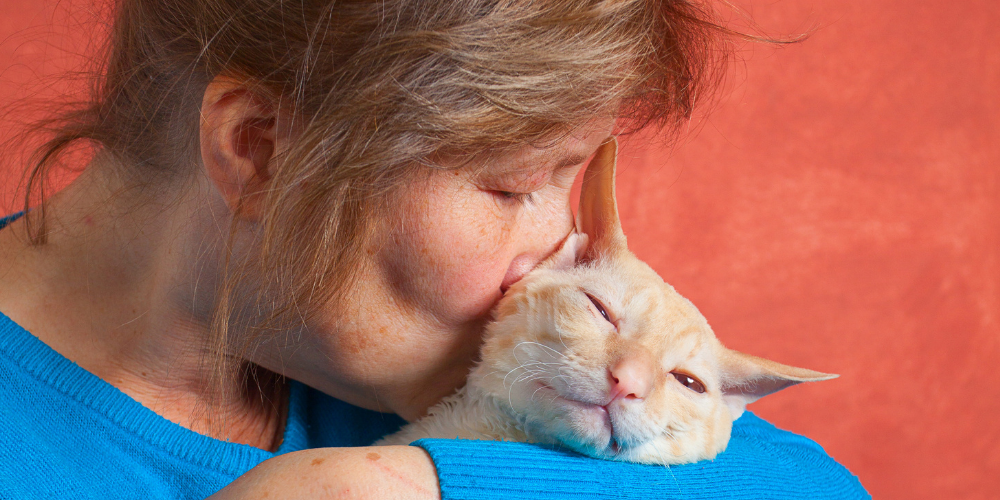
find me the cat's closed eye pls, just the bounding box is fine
[585,292,613,325]
[671,372,706,394]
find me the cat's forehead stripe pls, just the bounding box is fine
[629,288,659,322]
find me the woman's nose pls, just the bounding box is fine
[500,193,573,293]
[499,201,575,293]
[499,253,538,293]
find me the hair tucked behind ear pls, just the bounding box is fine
[20,0,738,403]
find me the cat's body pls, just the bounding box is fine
[378,139,836,464]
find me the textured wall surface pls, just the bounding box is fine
[2,1,998,499]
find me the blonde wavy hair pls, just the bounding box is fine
[22,0,732,392]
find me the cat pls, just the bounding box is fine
[377,138,836,465]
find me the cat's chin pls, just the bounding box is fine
[523,383,626,460]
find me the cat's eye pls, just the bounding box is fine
[671,372,706,394]
[585,293,612,324]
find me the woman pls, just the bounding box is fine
[0,0,867,498]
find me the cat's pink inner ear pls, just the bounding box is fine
[542,232,589,271]
[718,349,838,421]
[577,137,627,260]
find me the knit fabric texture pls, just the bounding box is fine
[0,214,869,499]
[0,309,407,499]
[415,414,869,500]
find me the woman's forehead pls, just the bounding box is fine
[467,117,615,175]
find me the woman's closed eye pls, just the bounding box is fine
[491,190,534,204]
[479,167,554,207]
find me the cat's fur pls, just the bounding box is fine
[378,139,836,464]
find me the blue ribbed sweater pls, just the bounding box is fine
[0,307,870,500]
[0,217,869,500]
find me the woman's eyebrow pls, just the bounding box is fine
[493,152,589,174]
[554,153,588,168]
[478,151,590,178]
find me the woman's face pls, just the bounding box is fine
[264,118,615,420]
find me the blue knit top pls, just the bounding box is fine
[0,218,869,500]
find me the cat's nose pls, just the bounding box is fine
[608,357,653,401]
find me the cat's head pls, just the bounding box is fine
[471,138,836,464]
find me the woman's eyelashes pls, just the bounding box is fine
[491,190,535,205]
[479,167,555,207]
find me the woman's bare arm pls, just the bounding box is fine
[208,446,439,500]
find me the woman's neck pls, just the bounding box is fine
[0,156,287,450]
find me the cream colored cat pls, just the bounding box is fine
[378,139,836,465]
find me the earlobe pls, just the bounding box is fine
[199,76,282,220]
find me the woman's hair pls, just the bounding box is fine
[22,0,732,392]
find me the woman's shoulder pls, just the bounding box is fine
[0,310,415,499]
[0,311,266,498]
[412,412,870,500]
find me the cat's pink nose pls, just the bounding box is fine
[608,357,653,401]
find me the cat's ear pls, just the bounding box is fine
[540,231,589,271]
[717,349,838,421]
[577,137,627,259]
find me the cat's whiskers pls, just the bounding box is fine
[513,370,546,384]
[544,373,570,406]
[529,381,550,402]
[514,341,567,361]
[502,357,556,414]
[555,325,569,350]
[501,341,569,408]
[651,447,683,493]
[508,369,544,389]
[504,353,546,388]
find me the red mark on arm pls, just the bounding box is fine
[367,456,434,497]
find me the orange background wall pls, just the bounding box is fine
[2,1,998,499]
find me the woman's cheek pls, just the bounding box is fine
[382,189,512,325]
[405,220,510,323]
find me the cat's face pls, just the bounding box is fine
[470,139,835,465]
[476,245,739,463]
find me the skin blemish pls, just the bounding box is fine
[344,329,372,354]
[311,458,325,466]
[365,455,433,497]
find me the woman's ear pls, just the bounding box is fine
[199,76,285,220]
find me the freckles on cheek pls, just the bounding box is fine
[413,229,507,320]
[382,181,510,324]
